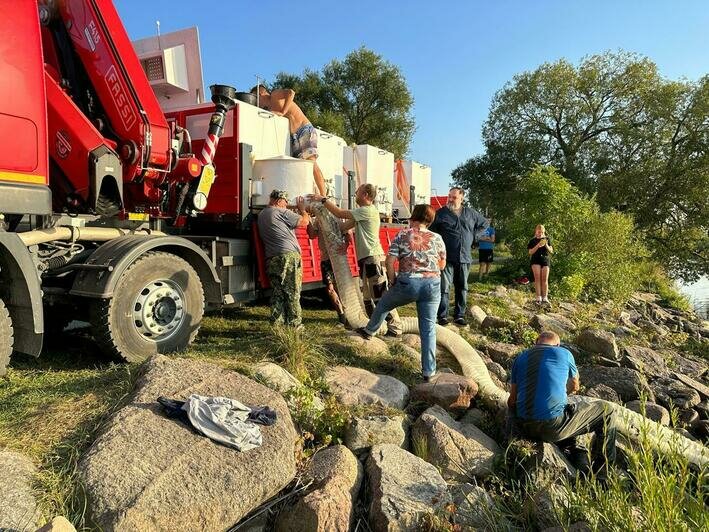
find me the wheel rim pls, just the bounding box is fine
[132,279,185,341]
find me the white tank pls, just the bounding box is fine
[393,160,432,217]
[251,156,315,206]
[343,144,395,217]
[315,129,346,204]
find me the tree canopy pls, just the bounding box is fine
[271,47,415,158]
[453,51,709,281]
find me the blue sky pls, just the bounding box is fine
[116,0,709,195]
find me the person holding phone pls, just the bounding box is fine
[527,224,553,304]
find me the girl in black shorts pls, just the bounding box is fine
[527,224,553,304]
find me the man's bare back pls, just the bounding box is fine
[258,87,309,134]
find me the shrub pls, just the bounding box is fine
[505,165,648,302]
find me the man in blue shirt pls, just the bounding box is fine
[429,187,488,326]
[508,331,617,475]
[477,220,495,280]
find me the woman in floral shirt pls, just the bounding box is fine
[356,205,446,381]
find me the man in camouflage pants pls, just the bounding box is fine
[257,190,310,328]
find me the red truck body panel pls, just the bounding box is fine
[0,0,48,185]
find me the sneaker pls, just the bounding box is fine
[454,318,467,326]
[437,317,450,326]
[354,327,372,340]
[542,297,550,304]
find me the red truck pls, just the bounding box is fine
[0,0,406,375]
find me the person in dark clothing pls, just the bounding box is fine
[528,224,553,305]
[429,187,488,326]
[508,331,618,476]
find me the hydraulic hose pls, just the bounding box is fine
[17,227,164,247]
[313,206,708,468]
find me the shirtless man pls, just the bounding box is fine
[251,85,326,196]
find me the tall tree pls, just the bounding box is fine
[453,52,709,281]
[271,47,415,158]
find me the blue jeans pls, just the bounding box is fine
[364,275,441,377]
[438,262,469,320]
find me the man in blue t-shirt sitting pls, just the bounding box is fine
[508,331,617,475]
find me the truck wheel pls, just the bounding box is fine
[91,252,204,363]
[0,298,13,377]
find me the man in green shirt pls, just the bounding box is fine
[314,184,402,336]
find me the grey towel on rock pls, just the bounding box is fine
[184,394,263,451]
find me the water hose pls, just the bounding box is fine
[313,206,708,468]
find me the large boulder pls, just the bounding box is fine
[482,315,515,332]
[467,305,488,326]
[621,346,668,378]
[484,342,520,369]
[35,516,77,532]
[345,332,389,356]
[671,372,709,400]
[275,445,362,532]
[672,354,707,380]
[410,373,478,414]
[411,405,500,481]
[530,313,576,335]
[0,449,41,531]
[366,444,450,532]
[650,377,701,410]
[449,483,496,530]
[325,366,409,409]
[344,415,408,455]
[79,355,298,532]
[579,365,653,402]
[584,384,622,405]
[575,328,620,360]
[252,361,301,394]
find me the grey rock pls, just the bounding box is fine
[481,315,515,332]
[449,483,496,529]
[468,305,488,326]
[637,318,670,337]
[410,373,478,414]
[672,354,707,379]
[671,372,709,399]
[366,444,450,532]
[693,420,709,441]
[584,384,622,404]
[695,400,709,420]
[558,302,578,314]
[79,355,298,532]
[575,328,620,360]
[253,361,301,393]
[485,360,508,383]
[484,341,520,369]
[411,405,500,481]
[344,415,408,454]
[677,408,700,428]
[400,333,421,351]
[396,343,421,362]
[35,516,77,532]
[530,313,576,335]
[488,285,508,298]
[625,400,670,426]
[275,445,362,532]
[613,326,637,338]
[526,442,577,481]
[345,332,389,356]
[0,450,41,532]
[459,408,487,427]
[621,346,668,378]
[650,377,701,410]
[325,366,409,409]
[580,365,653,402]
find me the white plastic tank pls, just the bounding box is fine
[393,159,432,217]
[236,101,291,159]
[251,156,315,206]
[343,144,395,216]
[314,129,346,204]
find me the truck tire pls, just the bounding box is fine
[0,298,13,377]
[91,252,204,363]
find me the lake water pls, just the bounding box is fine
[679,276,709,319]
